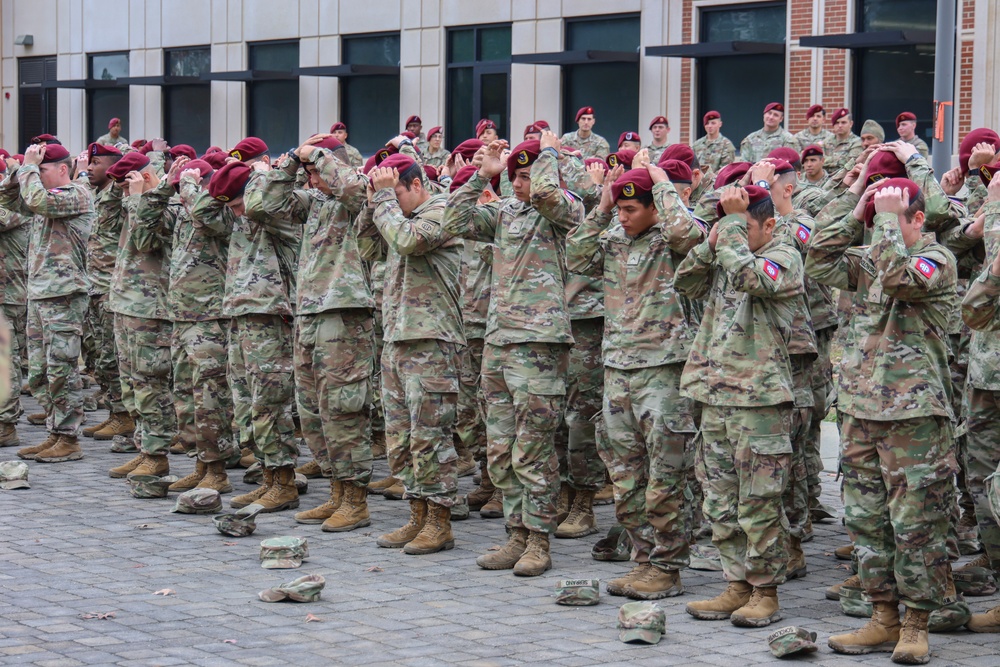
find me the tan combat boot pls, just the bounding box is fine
[480,488,504,518]
[238,447,257,468]
[967,604,1000,633]
[369,475,399,494]
[594,480,615,506]
[787,536,807,579]
[827,573,861,600]
[253,466,299,513]
[168,460,207,491]
[377,499,427,548]
[26,412,47,426]
[891,608,931,664]
[82,415,112,438]
[294,478,343,524]
[466,461,494,510]
[0,423,20,448]
[403,501,454,554]
[829,600,902,654]
[624,566,684,600]
[456,454,477,478]
[371,430,387,459]
[92,413,135,441]
[383,479,405,500]
[555,489,598,539]
[195,460,233,493]
[835,544,854,561]
[607,563,653,596]
[322,482,371,532]
[130,454,169,477]
[17,434,57,460]
[230,468,274,508]
[730,586,782,627]
[555,484,573,524]
[513,531,552,577]
[110,453,146,478]
[295,459,324,479]
[476,526,529,570]
[35,435,84,462]
[686,581,754,620]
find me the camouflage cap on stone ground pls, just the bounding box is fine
[768,626,818,657]
[617,601,665,644]
[592,523,632,562]
[171,488,223,514]
[451,496,470,521]
[928,598,972,633]
[258,574,326,603]
[294,472,308,494]
[243,462,263,485]
[214,510,259,537]
[110,434,138,453]
[688,543,724,571]
[0,460,30,489]
[260,536,309,569]
[953,566,997,596]
[555,579,600,606]
[839,583,873,618]
[127,474,176,498]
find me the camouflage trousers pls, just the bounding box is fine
[28,296,87,436]
[481,342,569,534]
[0,304,24,424]
[4,303,26,371]
[382,339,460,506]
[963,387,1000,569]
[83,294,124,413]
[950,332,975,522]
[697,403,793,587]
[806,327,835,507]
[783,355,815,539]
[601,363,694,571]
[455,336,487,461]
[228,315,297,469]
[294,310,374,487]
[172,320,237,462]
[114,315,176,455]
[369,311,385,436]
[555,318,607,492]
[840,414,956,610]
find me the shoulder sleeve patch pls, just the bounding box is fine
[795,223,811,243]
[763,259,781,281]
[914,256,937,279]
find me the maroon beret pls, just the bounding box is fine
[449,165,478,193]
[201,151,229,170]
[169,144,197,160]
[131,139,147,149]
[831,108,850,124]
[506,140,541,179]
[606,150,636,170]
[363,154,378,175]
[106,152,150,181]
[649,115,669,129]
[229,137,268,161]
[523,124,542,138]
[378,153,419,177]
[611,169,654,202]
[373,145,398,166]
[980,162,1000,187]
[801,144,824,160]
[39,144,71,163]
[427,126,442,139]
[618,131,642,148]
[959,128,1000,173]
[716,184,771,219]
[302,135,343,162]
[88,142,122,158]
[895,111,917,127]
[0,149,9,160]
[661,159,693,184]
[660,144,695,168]
[575,107,594,122]
[864,177,921,226]
[208,161,251,201]
[764,102,784,114]
[866,150,907,185]
[769,158,796,175]
[533,119,551,130]
[401,131,417,140]
[31,134,59,144]
[405,115,422,126]
[108,117,121,129]
[329,122,347,133]
[715,162,753,189]
[806,104,824,118]
[13,154,24,163]
[584,157,608,175]
[170,158,214,189]
[475,119,497,138]
[423,164,439,182]
[204,145,224,154]
[767,146,802,167]
[702,110,720,125]
[452,139,485,162]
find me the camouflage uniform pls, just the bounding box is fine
[342,143,364,169]
[0,165,94,435]
[559,131,611,160]
[0,206,28,426]
[691,135,737,175]
[444,149,580,533]
[455,242,492,462]
[793,128,834,151]
[964,173,988,215]
[359,191,464,506]
[646,143,670,165]
[424,148,450,169]
[258,150,374,486]
[367,260,387,440]
[904,135,931,158]
[0,311,9,405]
[739,127,799,164]
[566,179,705,572]
[823,133,864,175]
[807,199,958,611]
[676,214,805,587]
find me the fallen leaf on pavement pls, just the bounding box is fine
[80,612,116,620]
[153,589,175,596]
[365,565,383,573]
[305,614,322,623]
[223,639,237,644]
[134,524,151,530]
[222,542,238,546]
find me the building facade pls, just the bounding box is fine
[0,0,996,158]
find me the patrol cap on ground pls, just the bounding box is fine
[618,131,642,148]
[169,144,197,160]
[767,146,801,168]
[576,106,594,122]
[806,104,824,118]
[88,142,122,158]
[716,184,770,219]
[768,626,818,658]
[329,122,347,133]
[476,119,497,138]
[959,128,1000,173]
[649,115,669,129]
[714,162,753,189]
[764,102,784,114]
[170,159,214,189]
[866,150,907,185]
[831,108,850,124]
[702,110,720,125]
[840,582,873,617]
[861,119,885,142]
[555,579,600,606]
[611,169,654,202]
[108,117,121,129]
[507,139,541,179]
[40,144,71,163]
[895,111,917,127]
[172,488,222,514]
[660,144,695,168]
[229,137,268,161]
[801,144,824,161]
[214,511,259,537]
[427,126,442,139]
[0,460,30,489]
[953,563,997,596]
[617,601,665,644]
[982,162,1000,186]
[259,574,326,603]
[863,177,921,227]
[606,150,636,171]
[260,536,309,569]
[378,153,419,178]
[106,152,150,181]
[127,474,176,499]
[661,159,693,184]
[405,115,421,126]
[592,523,632,562]
[452,139,484,162]
[208,162,252,202]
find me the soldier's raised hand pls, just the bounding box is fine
[597,164,624,213]
[539,130,560,153]
[23,145,44,166]
[987,172,1000,203]
[370,166,399,192]
[478,140,508,179]
[719,185,750,215]
[873,185,909,216]
[969,142,998,171]
[940,167,964,196]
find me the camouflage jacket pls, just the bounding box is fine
[823,134,863,175]
[257,151,371,315]
[904,135,931,158]
[778,209,837,332]
[690,168,716,208]
[675,215,804,407]
[558,153,603,319]
[424,148,450,168]
[566,181,705,369]
[646,143,669,165]
[774,213,821,408]
[342,143,364,169]
[0,310,8,403]
[87,182,126,296]
[691,135,737,174]
[560,152,600,212]
[0,207,29,305]
[793,128,834,151]
[806,197,957,421]
[692,185,726,227]
[109,192,172,320]
[0,165,93,301]
[739,127,799,163]
[190,173,301,318]
[358,192,464,345]
[461,241,492,340]
[560,131,610,160]
[965,173,988,214]
[961,201,1000,390]
[443,149,580,346]
[133,177,229,322]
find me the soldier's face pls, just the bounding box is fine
[898,120,916,139]
[429,133,442,148]
[763,110,783,130]
[89,156,114,187]
[38,162,68,189]
[407,122,422,135]
[577,115,595,132]
[833,117,853,136]
[620,140,641,151]
[673,183,693,207]
[305,165,331,195]
[746,216,776,252]
[803,155,825,178]
[616,200,657,237]
[332,130,348,142]
[524,132,541,141]
[394,178,425,217]
[899,209,925,247]
[860,133,880,149]
[703,119,720,135]
[225,197,246,217]
[808,113,824,129]
[511,167,532,202]
[651,123,668,140]
[479,128,498,142]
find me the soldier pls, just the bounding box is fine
[329,123,364,168]
[444,132,581,576]
[97,117,127,147]
[800,145,827,187]
[357,153,464,555]
[476,120,499,143]
[1,144,94,462]
[561,107,611,160]
[646,116,670,164]
[660,144,711,206]
[692,111,737,175]
[567,160,704,600]
[859,119,886,149]
[794,105,833,150]
[896,112,930,158]
[617,132,642,152]
[423,127,449,168]
[824,109,864,175]
[404,115,427,153]
[0,160,28,448]
[809,177,956,663]
[740,103,799,163]
[677,184,803,628]
[958,128,999,214]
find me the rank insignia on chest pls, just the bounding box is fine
[796,224,811,243]
[627,252,641,266]
[763,259,781,281]
[915,256,937,278]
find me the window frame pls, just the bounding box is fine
[246,39,300,154]
[162,46,212,152]
[445,23,512,144]
[340,31,402,156]
[86,50,130,144]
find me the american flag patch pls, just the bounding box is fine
[796,224,811,243]
[763,259,781,281]
[915,257,937,279]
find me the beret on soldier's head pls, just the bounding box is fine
[450,165,478,193]
[169,144,197,160]
[170,159,214,189]
[401,131,417,140]
[201,151,229,170]
[131,139,147,149]
[660,143,695,168]
[611,168,654,203]
[806,104,824,118]
[533,119,551,130]
[764,102,784,114]
[866,150,907,184]
[475,119,497,138]
[88,142,122,158]
[523,124,542,138]
[767,146,801,167]
[363,154,378,175]
[702,110,720,125]
[606,150,636,170]
[575,106,594,122]
[370,145,398,167]
[649,115,669,129]
[715,161,752,189]
[106,152,150,181]
[38,144,70,163]
[860,119,885,142]
[302,135,343,161]
[801,144,824,160]
[13,154,24,163]
[329,122,347,133]
[978,162,1000,187]
[506,139,541,179]
[405,115,422,126]
[229,137,268,162]
[769,158,796,175]
[584,157,608,174]
[895,111,917,127]
[617,131,642,148]
[208,161,252,201]
[716,184,772,219]
[377,153,419,178]
[31,133,59,144]
[0,149,9,160]
[108,117,121,129]
[427,126,442,139]
[452,139,484,161]
[661,159,693,184]
[864,177,921,227]
[423,164,439,182]
[831,108,850,123]
[959,128,1000,173]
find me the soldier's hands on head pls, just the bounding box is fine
[708,219,720,251]
[76,153,90,172]
[882,140,917,163]
[987,173,1000,203]
[455,153,470,170]
[124,170,145,193]
[852,181,881,221]
[750,160,777,186]
[719,184,750,215]
[167,156,190,180]
[478,140,508,179]
[842,163,863,188]
[150,138,169,152]
[387,135,407,149]
[597,164,624,213]
[370,166,399,191]
[969,143,998,171]
[539,130,560,152]
[499,148,511,163]
[633,149,650,169]
[179,168,203,184]
[645,161,668,185]
[855,144,878,167]
[849,149,880,195]
[873,185,909,216]
[940,167,964,196]
[587,162,606,187]
[4,157,20,171]
[250,160,270,173]
[23,145,44,166]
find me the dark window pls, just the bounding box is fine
[446,25,511,146]
[18,56,57,150]
[562,16,639,142]
[696,3,786,145]
[853,0,936,150]
[164,48,211,152]
[248,41,299,154]
[341,33,400,156]
[88,52,130,144]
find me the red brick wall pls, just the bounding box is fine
[821,0,850,117]
[680,0,693,144]
[957,0,975,138]
[786,0,814,133]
